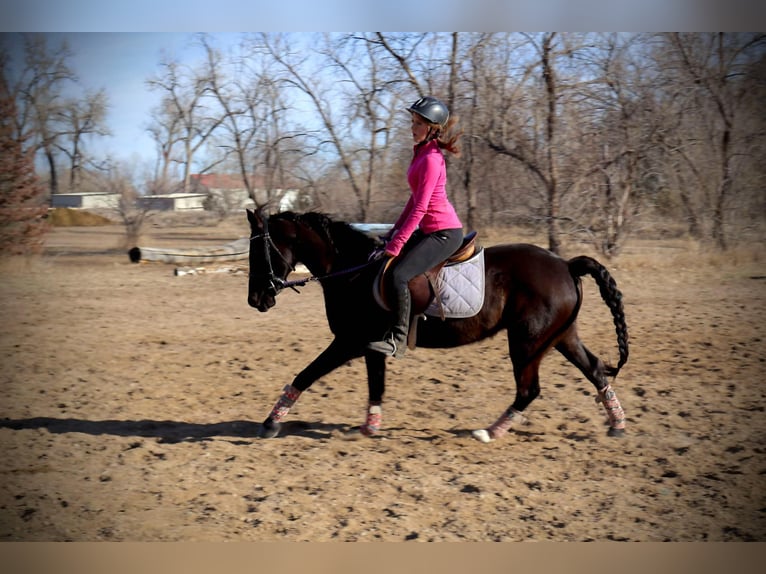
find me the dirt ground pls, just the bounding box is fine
[1,215,764,542]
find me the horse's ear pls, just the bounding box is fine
[247,208,263,228]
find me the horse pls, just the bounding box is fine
[246,208,629,443]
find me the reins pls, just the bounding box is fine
[279,260,375,291]
[249,216,376,294]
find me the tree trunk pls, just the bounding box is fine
[542,34,561,254]
[713,129,732,250]
[44,146,58,200]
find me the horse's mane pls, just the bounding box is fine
[271,211,376,261]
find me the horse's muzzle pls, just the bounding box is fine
[248,292,275,312]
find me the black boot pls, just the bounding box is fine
[368,289,410,358]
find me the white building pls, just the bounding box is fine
[190,174,302,212]
[51,192,121,210]
[137,193,208,211]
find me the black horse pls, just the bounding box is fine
[246,209,629,442]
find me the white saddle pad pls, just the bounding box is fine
[425,248,485,319]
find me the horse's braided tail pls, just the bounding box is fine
[568,255,629,378]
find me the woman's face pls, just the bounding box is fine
[410,113,431,144]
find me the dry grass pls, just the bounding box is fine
[477,223,766,280]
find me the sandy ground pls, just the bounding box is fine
[0,216,764,542]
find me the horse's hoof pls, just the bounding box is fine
[607,427,626,438]
[259,421,281,439]
[472,429,493,443]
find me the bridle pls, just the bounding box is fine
[249,214,379,297]
[249,216,298,296]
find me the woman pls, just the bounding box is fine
[368,96,464,358]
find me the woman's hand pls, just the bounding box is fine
[379,228,395,243]
[368,248,386,261]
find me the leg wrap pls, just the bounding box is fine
[597,384,626,430]
[488,407,527,440]
[269,384,302,423]
[360,404,382,437]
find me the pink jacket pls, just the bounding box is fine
[385,140,463,257]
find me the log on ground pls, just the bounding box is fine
[128,238,250,264]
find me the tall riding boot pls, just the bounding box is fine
[368,289,411,358]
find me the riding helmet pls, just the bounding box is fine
[407,96,449,127]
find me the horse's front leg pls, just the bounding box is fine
[260,338,362,438]
[350,350,386,437]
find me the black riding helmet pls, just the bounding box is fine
[407,96,449,128]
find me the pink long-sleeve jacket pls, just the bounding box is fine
[385,139,463,257]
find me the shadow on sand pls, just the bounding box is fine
[0,417,351,443]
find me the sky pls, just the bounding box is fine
[5,32,233,166]
[2,1,762,170]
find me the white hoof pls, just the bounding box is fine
[471,429,492,443]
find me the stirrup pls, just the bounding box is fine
[367,335,398,357]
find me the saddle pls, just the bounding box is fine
[373,232,480,348]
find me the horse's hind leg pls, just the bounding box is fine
[472,351,541,443]
[555,328,626,437]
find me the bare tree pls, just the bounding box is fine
[200,35,262,205]
[60,31,760,254]
[482,33,573,253]
[254,32,409,221]
[105,159,154,248]
[377,32,479,229]
[654,32,766,249]
[146,53,225,195]
[0,55,49,255]
[369,32,491,228]
[146,97,184,195]
[372,32,429,94]
[558,33,659,257]
[5,34,77,200]
[444,33,518,229]
[201,34,307,211]
[590,34,644,255]
[328,33,411,219]
[257,76,308,209]
[54,89,110,192]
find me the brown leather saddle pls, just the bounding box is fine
[373,231,478,316]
